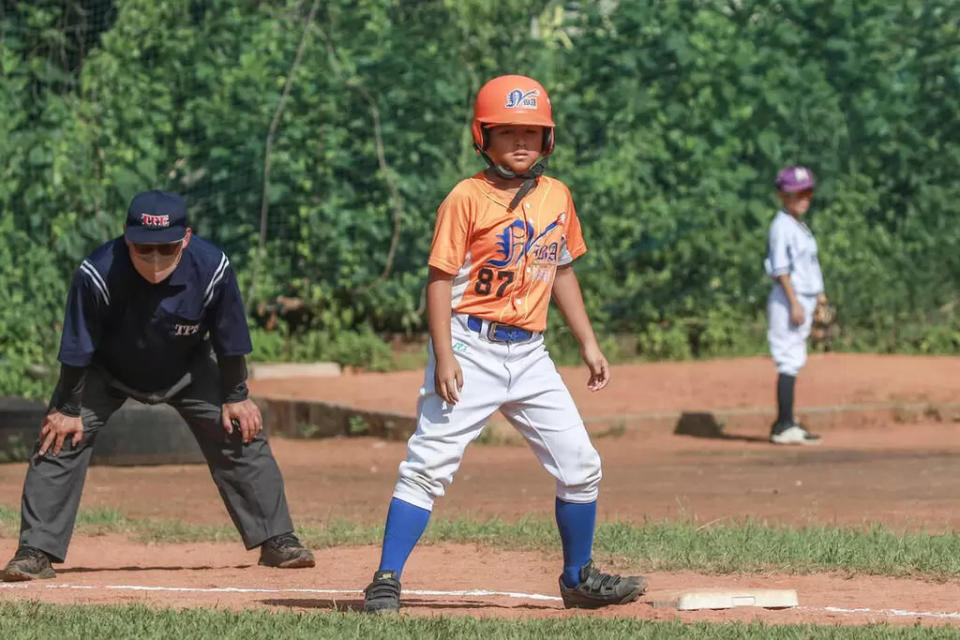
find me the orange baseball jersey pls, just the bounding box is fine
[428,171,587,332]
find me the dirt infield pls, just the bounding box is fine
[248,353,960,440]
[3,537,960,627]
[2,354,960,625]
[248,353,960,419]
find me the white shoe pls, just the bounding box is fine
[769,423,821,445]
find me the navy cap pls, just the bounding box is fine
[124,190,188,243]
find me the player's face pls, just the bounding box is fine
[778,189,813,216]
[126,228,193,283]
[486,125,544,174]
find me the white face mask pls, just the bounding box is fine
[127,240,185,284]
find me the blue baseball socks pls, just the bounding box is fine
[377,497,431,577]
[379,496,597,587]
[555,497,597,587]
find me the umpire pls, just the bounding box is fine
[2,190,314,581]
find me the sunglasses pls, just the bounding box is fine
[785,189,814,200]
[132,241,182,256]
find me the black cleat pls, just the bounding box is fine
[2,546,56,582]
[559,560,647,609]
[363,570,401,613]
[258,533,315,568]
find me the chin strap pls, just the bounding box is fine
[475,143,548,211]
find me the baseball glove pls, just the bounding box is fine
[813,299,835,325]
[811,298,838,349]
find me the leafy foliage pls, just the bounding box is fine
[1,0,958,396]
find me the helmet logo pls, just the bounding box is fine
[505,89,539,109]
[794,167,809,181]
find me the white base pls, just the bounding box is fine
[654,588,798,611]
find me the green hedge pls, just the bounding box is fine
[1,1,957,396]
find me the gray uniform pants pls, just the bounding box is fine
[18,353,294,562]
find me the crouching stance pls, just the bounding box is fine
[362,76,647,613]
[2,191,313,581]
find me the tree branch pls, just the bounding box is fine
[316,25,404,295]
[247,0,321,311]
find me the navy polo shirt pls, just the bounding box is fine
[58,236,253,392]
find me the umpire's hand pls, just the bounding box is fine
[221,399,263,444]
[38,410,83,456]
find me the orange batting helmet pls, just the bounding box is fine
[472,75,555,156]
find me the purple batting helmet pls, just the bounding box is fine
[775,166,816,193]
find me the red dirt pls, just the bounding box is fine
[3,354,960,625]
[2,537,960,626]
[249,353,960,417]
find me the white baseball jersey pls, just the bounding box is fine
[764,210,823,376]
[764,211,824,295]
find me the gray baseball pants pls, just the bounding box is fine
[17,352,294,562]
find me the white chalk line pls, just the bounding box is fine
[4,583,960,620]
[0,582,560,602]
[817,605,960,621]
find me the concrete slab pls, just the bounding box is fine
[248,362,341,380]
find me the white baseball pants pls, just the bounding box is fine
[393,313,602,510]
[767,285,818,376]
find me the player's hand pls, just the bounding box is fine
[581,342,610,391]
[434,352,463,405]
[38,410,83,456]
[222,399,262,444]
[790,302,806,326]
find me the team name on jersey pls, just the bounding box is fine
[531,242,559,265]
[487,213,566,269]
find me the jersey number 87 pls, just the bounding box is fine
[475,267,514,296]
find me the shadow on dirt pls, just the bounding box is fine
[673,412,769,442]
[57,564,253,574]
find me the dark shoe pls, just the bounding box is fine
[258,533,315,568]
[770,421,821,445]
[363,570,401,613]
[559,560,647,609]
[2,546,56,582]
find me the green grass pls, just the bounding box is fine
[0,505,235,544]
[3,505,960,578]
[1,602,959,640]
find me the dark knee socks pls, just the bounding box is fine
[776,373,796,426]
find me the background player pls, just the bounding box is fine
[361,75,647,612]
[764,166,827,445]
[1,190,314,581]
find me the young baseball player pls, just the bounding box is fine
[361,75,647,612]
[764,166,826,445]
[1,191,314,582]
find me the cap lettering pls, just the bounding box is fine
[141,214,171,227]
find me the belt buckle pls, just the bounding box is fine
[487,321,506,342]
